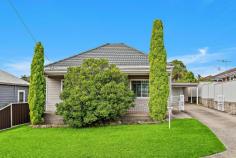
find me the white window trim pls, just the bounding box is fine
[61,79,64,92]
[130,79,149,99]
[17,90,26,103]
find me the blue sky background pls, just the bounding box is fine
[1,0,236,77]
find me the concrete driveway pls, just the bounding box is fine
[185,105,236,158]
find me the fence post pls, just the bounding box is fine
[10,103,13,127]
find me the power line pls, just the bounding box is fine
[6,0,51,62]
[7,0,37,42]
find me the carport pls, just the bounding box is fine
[171,83,199,104]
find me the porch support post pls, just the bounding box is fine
[196,87,199,105]
[190,87,193,104]
[169,75,172,100]
[10,103,13,127]
[169,69,173,106]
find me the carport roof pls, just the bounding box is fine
[172,82,198,87]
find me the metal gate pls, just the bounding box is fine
[171,95,185,111]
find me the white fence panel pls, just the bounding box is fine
[214,83,223,101]
[200,83,208,98]
[199,81,236,102]
[222,81,236,102]
[208,83,215,99]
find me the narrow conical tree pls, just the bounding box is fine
[148,20,169,121]
[28,42,46,124]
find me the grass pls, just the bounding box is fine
[0,119,225,158]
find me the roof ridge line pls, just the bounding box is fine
[121,43,148,56]
[45,43,110,68]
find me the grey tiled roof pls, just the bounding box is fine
[45,43,149,68]
[0,69,29,86]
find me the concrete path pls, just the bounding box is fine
[185,105,236,158]
[172,111,192,119]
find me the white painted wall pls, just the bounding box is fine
[46,77,62,112]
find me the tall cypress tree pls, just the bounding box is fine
[148,20,169,121]
[28,42,46,124]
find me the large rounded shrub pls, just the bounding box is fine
[57,59,134,127]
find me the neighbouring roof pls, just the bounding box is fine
[0,69,29,86]
[45,43,173,76]
[202,75,214,80]
[213,67,236,80]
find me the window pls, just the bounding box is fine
[131,80,149,97]
[18,90,25,103]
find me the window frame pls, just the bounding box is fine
[130,79,149,98]
[61,79,64,92]
[17,90,26,103]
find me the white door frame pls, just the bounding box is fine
[17,90,26,103]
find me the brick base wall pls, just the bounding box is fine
[45,98,151,125]
[200,98,236,115]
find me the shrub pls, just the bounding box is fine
[148,20,169,121]
[28,42,46,124]
[57,59,134,127]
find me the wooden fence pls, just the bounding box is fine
[0,103,30,130]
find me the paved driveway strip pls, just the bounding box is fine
[185,105,236,158]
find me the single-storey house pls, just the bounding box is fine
[0,69,29,108]
[44,43,198,122]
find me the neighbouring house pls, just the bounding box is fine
[0,69,29,108]
[44,43,198,123]
[211,67,236,82]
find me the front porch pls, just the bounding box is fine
[127,75,199,115]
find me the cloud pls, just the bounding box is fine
[168,47,217,65]
[3,59,31,77]
[2,58,51,77]
[168,47,222,65]
[168,47,235,77]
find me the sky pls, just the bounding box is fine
[1,0,236,77]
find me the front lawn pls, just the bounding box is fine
[0,119,225,158]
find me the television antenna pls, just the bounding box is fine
[217,59,232,71]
